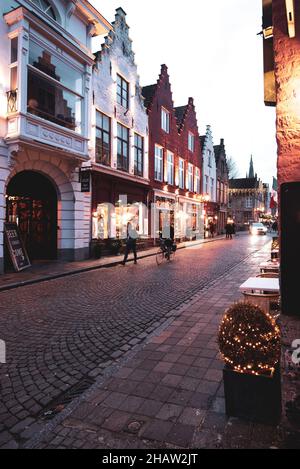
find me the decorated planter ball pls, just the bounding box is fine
[218,302,281,376]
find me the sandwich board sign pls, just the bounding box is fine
[4,222,31,272]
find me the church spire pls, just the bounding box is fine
[248,155,255,179]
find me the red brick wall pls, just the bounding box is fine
[146,65,202,197]
[147,65,179,193]
[273,0,300,187]
[177,98,202,184]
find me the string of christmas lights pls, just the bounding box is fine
[218,302,281,377]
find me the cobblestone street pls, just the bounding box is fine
[0,234,270,448]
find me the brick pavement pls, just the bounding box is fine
[25,239,293,449]
[0,234,270,449]
[0,235,226,292]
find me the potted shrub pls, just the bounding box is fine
[218,302,282,424]
[107,238,122,256]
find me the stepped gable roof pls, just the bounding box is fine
[229,178,259,190]
[142,84,157,109]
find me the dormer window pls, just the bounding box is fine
[29,0,57,21]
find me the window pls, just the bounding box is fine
[27,40,83,133]
[188,132,195,152]
[217,180,220,202]
[8,37,18,113]
[167,151,174,185]
[188,164,194,191]
[30,0,57,21]
[245,197,253,209]
[221,183,224,203]
[10,37,18,91]
[205,175,209,194]
[224,184,228,204]
[161,108,170,133]
[96,111,111,166]
[11,37,18,63]
[210,178,214,199]
[179,158,185,189]
[117,74,129,109]
[117,124,129,171]
[155,145,163,181]
[208,150,212,168]
[195,167,200,194]
[134,133,144,177]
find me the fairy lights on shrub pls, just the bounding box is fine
[218,302,281,376]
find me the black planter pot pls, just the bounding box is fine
[223,364,282,425]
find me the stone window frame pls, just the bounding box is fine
[95,110,111,166]
[166,151,174,185]
[134,133,144,177]
[188,132,195,152]
[117,74,129,109]
[117,123,130,172]
[29,0,60,23]
[187,163,194,192]
[154,144,164,182]
[179,158,185,189]
[161,107,170,134]
[195,167,200,194]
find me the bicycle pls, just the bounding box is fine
[156,238,176,265]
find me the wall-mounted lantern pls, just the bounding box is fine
[285,0,296,38]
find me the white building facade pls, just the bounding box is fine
[200,125,218,230]
[0,0,111,272]
[90,8,150,244]
[201,125,217,202]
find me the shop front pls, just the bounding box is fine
[203,201,220,238]
[1,145,91,274]
[6,171,58,262]
[152,194,176,240]
[91,172,150,251]
[151,191,203,242]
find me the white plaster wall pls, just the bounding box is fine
[0,3,12,139]
[202,126,217,203]
[4,150,91,261]
[92,9,149,180]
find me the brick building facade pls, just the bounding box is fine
[90,8,150,249]
[214,139,229,234]
[262,0,300,315]
[142,66,203,241]
[200,126,219,233]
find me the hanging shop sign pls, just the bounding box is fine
[4,222,31,272]
[80,170,91,193]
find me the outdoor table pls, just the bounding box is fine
[260,261,280,274]
[239,277,280,316]
[240,277,280,294]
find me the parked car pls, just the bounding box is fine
[250,223,268,236]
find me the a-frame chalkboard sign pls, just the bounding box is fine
[4,222,31,272]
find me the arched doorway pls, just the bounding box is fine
[6,171,58,261]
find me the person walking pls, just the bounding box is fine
[225,222,234,240]
[209,222,215,238]
[272,220,278,233]
[225,222,231,240]
[122,220,138,265]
